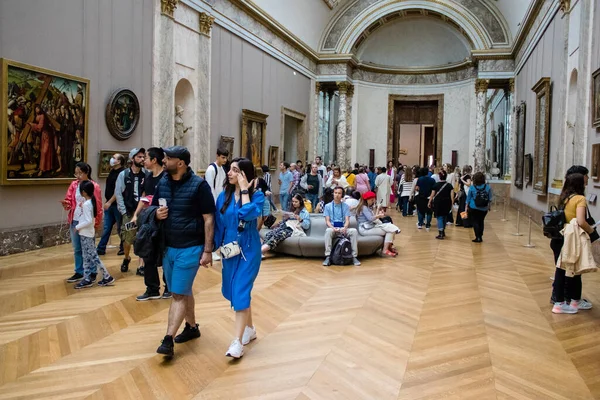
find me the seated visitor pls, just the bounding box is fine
[356,191,400,257]
[322,186,360,266]
[261,194,310,254]
[344,190,361,216]
[315,188,334,213]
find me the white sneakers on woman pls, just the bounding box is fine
[552,301,578,314]
[225,326,257,359]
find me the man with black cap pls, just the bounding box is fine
[115,147,146,272]
[153,146,216,357]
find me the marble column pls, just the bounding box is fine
[474,79,489,173]
[346,84,354,167]
[312,81,321,162]
[336,82,352,170]
[505,78,514,180]
[152,0,179,147]
[195,12,215,171]
[552,0,571,188]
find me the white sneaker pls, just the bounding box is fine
[242,326,257,345]
[552,301,578,314]
[226,338,244,358]
[571,299,593,310]
[212,252,221,261]
[417,223,423,229]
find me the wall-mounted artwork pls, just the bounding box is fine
[532,77,551,195]
[514,102,526,189]
[218,135,234,162]
[105,89,139,141]
[268,145,279,170]
[1,59,89,185]
[98,150,130,178]
[241,109,268,168]
[592,68,600,128]
[524,153,533,187]
[592,143,600,181]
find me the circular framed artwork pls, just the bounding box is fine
[105,89,140,140]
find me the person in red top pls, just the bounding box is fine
[61,162,103,283]
[28,105,55,176]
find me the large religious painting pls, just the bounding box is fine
[532,77,551,195]
[593,68,600,128]
[591,144,600,181]
[514,102,526,189]
[218,135,234,162]
[105,89,139,141]
[1,59,89,185]
[241,109,268,168]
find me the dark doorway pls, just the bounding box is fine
[392,100,440,167]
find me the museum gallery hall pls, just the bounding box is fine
[2,0,600,399]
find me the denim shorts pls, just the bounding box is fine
[162,245,203,296]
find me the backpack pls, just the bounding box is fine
[331,236,354,265]
[542,195,573,239]
[208,163,218,189]
[474,185,489,207]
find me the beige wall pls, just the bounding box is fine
[0,0,154,230]
[511,11,566,212]
[210,25,311,170]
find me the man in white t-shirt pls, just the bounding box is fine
[205,148,229,260]
[316,156,327,179]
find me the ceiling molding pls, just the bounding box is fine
[357,59,475,75]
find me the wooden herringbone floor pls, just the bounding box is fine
[1,207,600,399]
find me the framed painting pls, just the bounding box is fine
[105,89,139,141]
[98,150,130,178]
[241,109,268,168]
[532,77,551,195]
[592,143,600,181]
[1,59,89,185]
[524,153,533,187]
[218,135,234,161]
[593,68,600,128]
[268,145,279,170]
[514,102,526,189]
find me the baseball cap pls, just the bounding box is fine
[129,147,145,159]
[163,146,191,165]
[363,191,376,200]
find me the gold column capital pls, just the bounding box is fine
[508,78,515,93]
[315,82,321,95]
[336,81,354,95]
[199,12,215,36]
[475,79,489,94]
[559,0,571,13]
[161,0,178,17]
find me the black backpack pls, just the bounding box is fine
[542,195,573,239]
[474,185,489,207]
[331,236,353,265]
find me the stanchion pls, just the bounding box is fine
[500,200,508,222]
[492,197,498,212]
[523,215,536,248]
[512,210,523,236]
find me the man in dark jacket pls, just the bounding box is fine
[96,153,125,255]
[153,146,216,357]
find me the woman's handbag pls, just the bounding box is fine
[220,241,244,260]
[380,216,393,224]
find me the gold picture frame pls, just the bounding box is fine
[218,135,234,161]
[592,144,600,181]
[241,109,268,168]
[1,58,90,185]
[592,68,600,128]
[514,102,526,189]
[98,150,130,178]
[268,145,279,170]
[532,77,551,195]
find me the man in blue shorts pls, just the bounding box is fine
[153,146,216,357]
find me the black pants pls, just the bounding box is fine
[143,256,168,294]
[550,238,582,302]
[469,208,487,239]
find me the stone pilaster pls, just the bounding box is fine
[153,0,179,147]
[312,81,321,162]
[505,78,514,180]
[346,84,354,167]
[194,11,214,171]
[336,81,353,170]
[474,79,489,173]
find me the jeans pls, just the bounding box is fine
[550,238,582,302]
[143,256,168,294]
[306,193,319,210]
[97,204,123,252]
[417,211,432,227]
[280,193,290,211]
[400,196,410,216]
[437,215,448,231]
[469,208,488,239]
[81,236,110,281]
[70,221,85,275]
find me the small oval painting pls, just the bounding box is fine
[105,89,139,140]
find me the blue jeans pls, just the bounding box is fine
[70,221,85,275]
[280,193,290,211]
[97,204,123,252]
[306,193,319,210]
[418,211,432,227]
[437,215,448,231]
[400,196,410,216]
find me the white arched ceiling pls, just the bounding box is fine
[488,0,534,40]
[356,17,471,67]
[321,0,510,53]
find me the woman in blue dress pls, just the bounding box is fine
[215,157,264,359]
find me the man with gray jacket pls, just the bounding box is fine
[301,163,324,210]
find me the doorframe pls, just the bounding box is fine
[280,107,307,164]
[387,94,444,165]
[420,124,435,166]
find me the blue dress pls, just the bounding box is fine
[215,190,265,311]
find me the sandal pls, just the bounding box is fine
[383,250,397,257]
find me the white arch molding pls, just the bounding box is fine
[321,0,496,54]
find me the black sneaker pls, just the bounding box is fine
[157,335,174,357]
[117,249,125,256]
[75,279,94,289]
[136,266,145,276]
[121,258,131,273]
[97,249,106,256]
[98,276,115,286]
[174,323,201,343]
[66,273,83,283]
[137,290,161,301]
[162,290,172,299]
